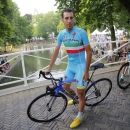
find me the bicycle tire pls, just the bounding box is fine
[117,62,130,89]
[85,78,112,106]
[27,92,67,122]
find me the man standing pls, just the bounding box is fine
[45,8,92,128]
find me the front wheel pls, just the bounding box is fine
[27,92,67,122]
[117,62,130,89]
[85,78,112,106]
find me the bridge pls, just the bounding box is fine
[0,41,130,130]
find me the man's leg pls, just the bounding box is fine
[62,83,76,96]
[70,88,85,128]
[120,66,126,83]
[77,88,85,113]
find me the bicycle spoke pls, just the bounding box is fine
[27,92,67,122]
[86,90,97,100]
[85,78,112,106]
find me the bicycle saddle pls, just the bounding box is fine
[90,63,104,70]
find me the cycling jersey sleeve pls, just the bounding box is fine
[56,32,62,46]
[81,29,90,46]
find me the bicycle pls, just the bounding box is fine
[27,63,112,123]
[117,52,130,89]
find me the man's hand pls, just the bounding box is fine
[44,69,50,75]
[82,72,89,81]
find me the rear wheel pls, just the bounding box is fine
[85,78,112,106]
[117,62,130,89]
[27,92,67,122]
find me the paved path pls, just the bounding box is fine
[0,71,130,130]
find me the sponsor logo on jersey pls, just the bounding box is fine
[72,32,76,38]
[64,36,67,39]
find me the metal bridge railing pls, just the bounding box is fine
[0,40,129,89]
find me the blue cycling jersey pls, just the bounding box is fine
[57,27,90,64]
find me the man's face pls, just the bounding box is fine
[62,12,74,31]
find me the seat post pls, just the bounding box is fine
[89,69,95,80]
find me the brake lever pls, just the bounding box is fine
[38,70,43,79]
[38,71,51,79]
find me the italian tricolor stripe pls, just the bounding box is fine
[66,48,85,54]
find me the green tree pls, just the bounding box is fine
[32,13,44,38]
[57,20,65,32]
[24,14,32,22]
[0,0,14,40]
[0,0,33,52]
[11,16,33,44]
[37,11,60,40]
[118,0,130,15]
[55,0,130,49]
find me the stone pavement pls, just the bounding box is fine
[0,71,130,130]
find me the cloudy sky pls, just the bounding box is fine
[12,0,57,16]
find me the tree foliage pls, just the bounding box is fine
[0,0,14,38]
[54,0,130,50]
[118,0,130,15]
[57,20,65,32]
[0,0,33,48]
[55,0,130,48]
[36,11,60,39]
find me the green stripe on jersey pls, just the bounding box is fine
[64,42,83,47]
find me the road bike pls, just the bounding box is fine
[27,63,112,123]
[117,52,130,89]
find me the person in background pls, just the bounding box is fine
[0,57,5,73]
[119,48,130,83]
[5,56,10,69]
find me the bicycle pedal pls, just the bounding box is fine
[73,99,79,105]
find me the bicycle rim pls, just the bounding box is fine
[117,62,130,89]
[85,78,112,106]
[27,92,67,122]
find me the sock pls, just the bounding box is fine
[121,74,124,79]
[77,112,83,119]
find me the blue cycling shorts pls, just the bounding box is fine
[64,62,86,89]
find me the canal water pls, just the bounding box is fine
[0,44,68,90]
[0,43,97,90]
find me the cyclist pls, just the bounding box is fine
[45,8,92,128]
[120,49,130,83]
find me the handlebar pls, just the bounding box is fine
[39,71,61,81]
[39,63,105,82]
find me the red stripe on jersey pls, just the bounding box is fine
[66,48,85,54]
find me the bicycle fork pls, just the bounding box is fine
[46,94,57,111]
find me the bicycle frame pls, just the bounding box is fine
[46,68,97,102]
[38,63,105,106]
[27,64,112,123]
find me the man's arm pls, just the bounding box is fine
[83,44,92,80]
[47,46,60,72]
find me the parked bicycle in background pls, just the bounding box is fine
[117,51,130,89]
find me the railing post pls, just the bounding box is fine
[21,53,28,86]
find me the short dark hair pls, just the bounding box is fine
[61,8,74,18]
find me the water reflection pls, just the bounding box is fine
[0,44,67,89]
